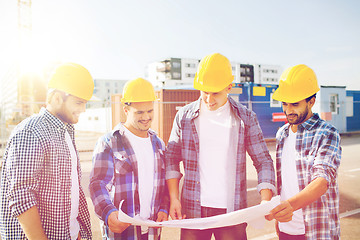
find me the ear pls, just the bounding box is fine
[50,91,64,108]
[225,84,233,93]
[123,105,129,116]
[308,97,316,108]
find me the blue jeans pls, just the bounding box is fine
[180,206,247,240]
[279,231,306,240]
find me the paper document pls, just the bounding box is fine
[118,196,280,229]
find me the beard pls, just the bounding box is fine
[285,107,309,125]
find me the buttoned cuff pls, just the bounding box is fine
[159,209,168,215]
[257,182,277,195]
[311,165,331,184]
[103,205,118,227]
[165,171,182,180]
[8,190,37,217]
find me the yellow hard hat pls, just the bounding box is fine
[272,64,320,103]
[48,63,94,101]
[121,78,157,103]
[194,53,234,92]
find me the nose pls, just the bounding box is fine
[142,111,151,120]
[283,105,293,115]
[206,94,214,103]
[80,103,86,113]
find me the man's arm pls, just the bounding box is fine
[260,188,273,202]
[17,206,48,240]
[245,111,276,195]
[166,178,184,220]
[6,131,47,236]
[266,177,328,222]
[89,136,119,225]
[165,111,184,220]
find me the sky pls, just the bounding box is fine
[1,0,360,90]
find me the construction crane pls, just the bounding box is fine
[18,0,32,45]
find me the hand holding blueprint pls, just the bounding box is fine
[118,196,280,229]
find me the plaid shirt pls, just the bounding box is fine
[0,108,92,240]
[276,113,341,239]
[89,123,169,240]
[165,97,276,218]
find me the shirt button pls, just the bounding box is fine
[196,182,199,184]
[196,199,199,202]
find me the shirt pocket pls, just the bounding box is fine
[113,151,133,175]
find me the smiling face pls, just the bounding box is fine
[47,90,87,124]
[123,101,154,138]
[200,84,232,111]
[57,95,87,124]
[282,97,315,131]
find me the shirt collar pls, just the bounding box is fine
[193,96,238,119]
[41,107,74,133]
[112,122,156,137]
[297,113,320,132]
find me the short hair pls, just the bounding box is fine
[305,93,317,102]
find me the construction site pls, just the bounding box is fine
[1,1,360,240]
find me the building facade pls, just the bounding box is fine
[89,79,128,108]
[146,57,282,88]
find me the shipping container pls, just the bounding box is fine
[346,90,360,132]
[313,86,347,133]
[230,83,285,139]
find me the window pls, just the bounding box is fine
[172,62,181,68]
[186,63,196,68]
[346,96,353,117]
[172,72,181,79]
[186,73,195,78]
[330,94,339,114]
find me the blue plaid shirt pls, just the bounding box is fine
[276,113,341,239]
[165,97,276,218]
[0,108,92,240]
[89,123,169,240]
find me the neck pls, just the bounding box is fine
[124,123,148,138]
[290,124,298,133]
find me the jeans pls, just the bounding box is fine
[279,231,306,240]
[180,206,247,240]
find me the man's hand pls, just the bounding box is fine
[108,211,131,233]
[169,198,185,220]
[156,211,168,222]
[265,200,293,222]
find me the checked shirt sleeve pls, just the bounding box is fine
[5,129,44,217]
[165,111,183,180]
[89,136,118,226]
[245,111,276,194]
[311,127,341,184]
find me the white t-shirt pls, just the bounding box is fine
[279,128,305,235]
[124,128,154,234]
[198,101,232,208]
[65,130,80,240]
